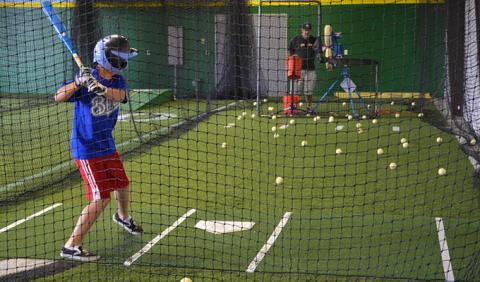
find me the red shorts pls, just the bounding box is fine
[74,151,129,201]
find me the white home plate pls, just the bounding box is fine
[336,125,345,132]
[392,126,400,132]
[195,220,255,234]
[0,259,54,277]
[224,123,236,128]
[279,124,289,130]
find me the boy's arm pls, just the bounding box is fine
[55,82,80,103]
[85,79,126,103]
[104,88,126,103]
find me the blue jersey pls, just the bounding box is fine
[62,69,127,160]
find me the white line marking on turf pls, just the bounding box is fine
[435,217,455,282]
[0,259,55,277]
[0,203,62,234]
[124,208,197,267]
[0,102,238,193]
[246,212,292,273]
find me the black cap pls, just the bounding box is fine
[302,23,312,30]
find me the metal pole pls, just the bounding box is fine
[374,63,380,115]
[256,3,262,114]
[317,3,321,37]
[173,65,178,99]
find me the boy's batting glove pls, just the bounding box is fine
[87,79,107,96]
[74,67,93,87]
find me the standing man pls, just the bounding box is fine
[55,35,143,261]
[288,22,321,112]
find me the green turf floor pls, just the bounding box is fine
[1,99,480,281]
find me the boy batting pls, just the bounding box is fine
[55,35,143,261]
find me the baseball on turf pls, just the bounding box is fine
[328,116,335,123]
[438,168,447,176]
[411,102,416,106]
[418,113,424,118]
[263,98,268,103]
[436,137,443,144]
[347,115,353,121]
[377,148,384,155]
[251,113,256,118]
[289,119,295,125]
[180,278,192,282]
[271,126,277,132]
[275,176,284,185]
[372,119,378,124]
[356,122,362,129]
[301,140,308,146]
[395,113,400,118]
[400,138,407,144]
[237,115,243,120]
[335,148,343,155]
[272,115,277,120]
[268,106,274,111]
[253,102,257,106]
[357,128,364,134]
[389,162,397,170]
[402,142,409,148]
[362,115,367,120]
[221,142,227,148]
[299,102,304,107]
[242,111,247,116]
[342,102,347,107]
[390,101,395,105]
[273,133,279,138]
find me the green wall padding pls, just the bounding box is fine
[1,4,445,96]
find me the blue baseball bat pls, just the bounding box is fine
[41,0,84,69]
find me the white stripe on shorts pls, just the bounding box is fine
[80,160,101,201]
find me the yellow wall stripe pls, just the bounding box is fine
[253,0,444,5]
[0,0,444,9]
[0,2,74,8]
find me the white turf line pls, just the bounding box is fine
[124,209,197,266]
[0,203,62,234]
[246,212,292,273]
[0,102,237,193]
[435,217,455,282]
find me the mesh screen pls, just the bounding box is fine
[1,0,480,281]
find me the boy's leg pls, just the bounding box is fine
[66,157,112,248]
[106,151,143,235]
[115,188,129,219]
[113,188,143,235]
[65,199,110,247]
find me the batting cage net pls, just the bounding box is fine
[1,0,480,281]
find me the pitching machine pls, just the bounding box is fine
[313,25,380,118]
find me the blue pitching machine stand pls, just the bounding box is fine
[312,25,379,118]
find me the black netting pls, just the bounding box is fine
[1,1,480,281]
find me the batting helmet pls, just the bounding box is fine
[93,35,138,74]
